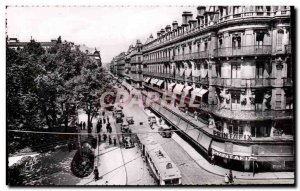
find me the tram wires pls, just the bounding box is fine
[8,128,293,178]
[84,135,176,185]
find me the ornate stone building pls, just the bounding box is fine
[114,6,294,172]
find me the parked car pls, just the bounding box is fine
[126,116,134,125]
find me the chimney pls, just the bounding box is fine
[197,6,206,16]
[160,29,165,35]
[182,11,193,26]
[157,31,161,38]
[172,21,178,30]
[165,25,171,32]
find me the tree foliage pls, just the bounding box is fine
[7,36,105,153]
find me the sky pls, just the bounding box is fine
[6,6,198,64]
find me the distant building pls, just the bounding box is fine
[7,37,57,51]
[88,49,102,67]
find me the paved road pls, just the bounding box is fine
[115,85,294,185]
[116,86,224,185]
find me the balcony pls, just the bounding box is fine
[210,78,285,88]
[142,57,170,64]
[173,51,209,61]
[216,45,272,57]
[200,103,293,121]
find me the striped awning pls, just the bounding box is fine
[173,84,185,95]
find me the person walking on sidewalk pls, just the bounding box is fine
[103,133,107,142]
[94,167,99,181]
[107,116,110,123]
[108,135,112,144]
[229,170,234,183]
[83,122,86,130]
[224,173,229,184]
[113,136,117,146]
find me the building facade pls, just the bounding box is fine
[114,6,294,172]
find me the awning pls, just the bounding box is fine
[192,88,208,98]
[180,69,185,76]
[150,78,158,85]
[185,69,192,77]
[211,141,225,152]
[183,86,193,95]
[173,84,185,95]
[196,132,212,152]
[146,77,151,83]
[191,88,202,96]
[168,83,176,92]
[256,156,294,162]
[156,80,164,87]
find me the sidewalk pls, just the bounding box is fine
[172,133,294,180]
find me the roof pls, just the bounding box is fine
[146,144,181,180]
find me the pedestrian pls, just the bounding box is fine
[113,136,117,146]
[80,121,83,130]
[109,135,112,144]
[98,134,102,143]
[103,133,107,142]
[102,111,105,117]
[107,116,109,123]
[211,155,215,165]
[224,173,229,184]
[99,118,102,125]
[229,170,234,183]
[103,118,106,124]
[96,122,100,133]
[94,167,99,181]
[83,121,86,130]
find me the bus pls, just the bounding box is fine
[136,135,182,185]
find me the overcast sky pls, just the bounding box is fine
[6,6,197,64]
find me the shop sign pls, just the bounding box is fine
[212,149,257,161]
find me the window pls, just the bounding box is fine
[231,91,241,110]
[277,29,284,50]
[232,36,241,49]
[285,90,293,109]
[231,64,241,78]
[256,62,264,78]
[189,45,192,54]
[219,38,223,48]
[275,93,281,110]
[204,41,208,51]
[256,32,264,47]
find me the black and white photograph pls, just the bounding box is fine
[4,2,295,187]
